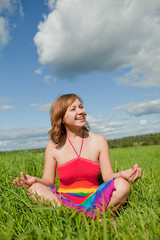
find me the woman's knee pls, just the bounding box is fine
[27,183,44,199]
[27,183,60,207]
[28,182,42,193]
[114,178,131,198]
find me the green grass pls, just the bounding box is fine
[0,146,160,239]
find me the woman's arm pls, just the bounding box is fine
[13,141,57,188]
[41,141,57,186]
[98,135,142,182]
[98,135,114,182]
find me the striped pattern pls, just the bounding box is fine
[49,158,116,218]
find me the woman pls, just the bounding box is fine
[13,93,142,218]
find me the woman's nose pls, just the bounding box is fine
[78,108,86,114]
[77,108,84,114]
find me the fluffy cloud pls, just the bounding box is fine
[0,128,50,151]
[115,99,160,116]
[0,97,10,104]
[0,0,23,50]
[0,105,16,110]
[0,97,16,110]
[153,120,160,125]
[0,17,10,48]
[34,67,43,74]
[47,0,57,10]
[88,115,160,140]
[43,75,52,84]
[34,0,160,87]
[0,0,13,13]
[140,120,147,126]
[30,102,52,111]
[87,115,131,137]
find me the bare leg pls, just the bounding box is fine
[28,183,60,207]
[107,178,131,212]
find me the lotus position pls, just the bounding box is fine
[13,94,142,218]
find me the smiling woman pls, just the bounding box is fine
[48,94,89,145]
[13,93,142,219]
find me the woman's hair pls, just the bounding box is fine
[48,93,90,145]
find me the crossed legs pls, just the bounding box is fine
[28,177,130,212]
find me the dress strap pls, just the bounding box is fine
[67,131,84,158]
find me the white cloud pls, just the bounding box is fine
[0,96,11,104]
[0,104,16,110]
[0,17,10,48]
[121,116,129,120]
[108,122,124,128]
[0,128,50,151]
[34,67,43,74]
[29,103,39,107]
[140,120,147,126]
[0,0,13,13]
[87,115,128,137]
[18,0,24,17]
[30,102,52,111]
[37,103,52,111]
[0,0,24,16]
[88,115,160,140]
[0,97,16,110]
[34,0,160,87]
[153,120,160,125]
[115,99,160,116]
[43,75,52,84]
[0,0,24,50]
[47,0,57,10]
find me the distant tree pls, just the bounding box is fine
[107,132,160,148]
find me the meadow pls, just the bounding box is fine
[0,145,160,240]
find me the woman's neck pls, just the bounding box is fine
[66,127,83,139]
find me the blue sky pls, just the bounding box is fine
[0,0,160,151]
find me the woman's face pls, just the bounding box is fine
[63,98,87,129]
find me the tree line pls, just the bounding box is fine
[107,132,160,148]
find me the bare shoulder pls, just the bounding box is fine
[46,141,57,154]
[46,140,55,149]
[88,131,107,140]
[88,131,108,147]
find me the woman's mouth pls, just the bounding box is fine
[76,116,85,121]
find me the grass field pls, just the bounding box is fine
[0,145,160,239]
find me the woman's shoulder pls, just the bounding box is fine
[87,131,108,143]
[46,139,66,153]
[46,140,55,147]
[46,140,57,153]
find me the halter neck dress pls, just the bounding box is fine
[49,134,116,218]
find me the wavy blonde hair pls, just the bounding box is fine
[48,93,89,145]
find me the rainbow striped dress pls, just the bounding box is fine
[49,135,116,218]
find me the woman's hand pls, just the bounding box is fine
[13,172,38,188]
[120,164,142,182]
